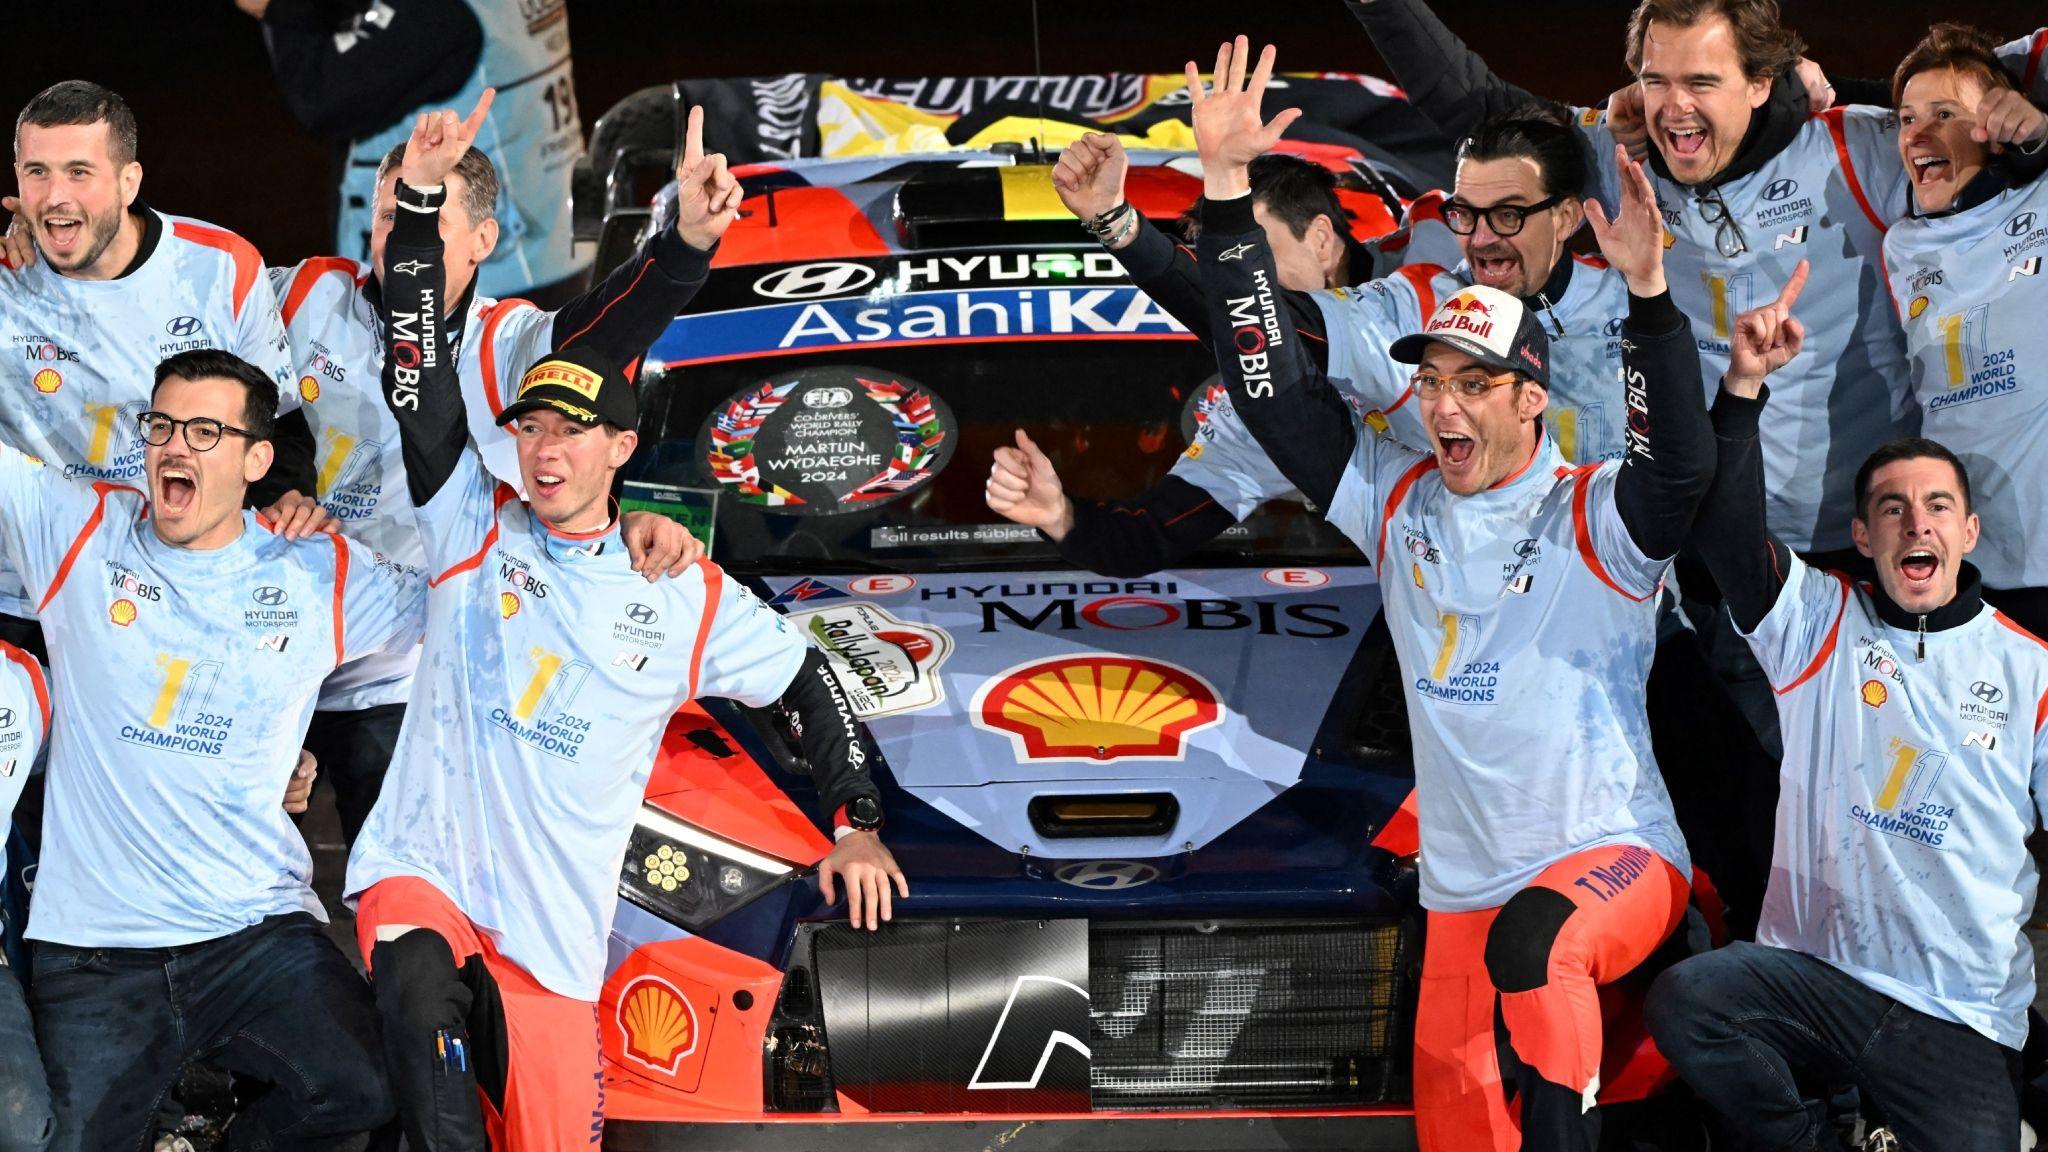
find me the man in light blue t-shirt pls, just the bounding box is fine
[1648,274,2048,1149]
[0,348,425,1151]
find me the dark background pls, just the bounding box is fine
[3,0,2039,267]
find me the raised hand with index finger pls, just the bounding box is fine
[399,88,496,191]
[1724,259,1810,398]
[674,105,742,252]
[1185,35,1303,200]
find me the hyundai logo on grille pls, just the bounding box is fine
[752,262,878,300]
[1762,178,1799,202]
[1053,860,1160,890]
[1972,680,2005,703]
[165,315,203,337]
[252,586,288,606]
[2008,212,2039,238]
[626,603,659,625]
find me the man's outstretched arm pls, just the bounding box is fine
[985,429,1240,578]
[1345,0,1554,140]
[546,106,738,370]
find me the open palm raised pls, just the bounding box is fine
[1185,36,1302,199]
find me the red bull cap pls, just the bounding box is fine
[1389,284,1551,388]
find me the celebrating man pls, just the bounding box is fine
[1189,37,1718,1151]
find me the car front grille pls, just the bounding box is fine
[1088,919,1416,1110]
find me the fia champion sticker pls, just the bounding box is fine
[699,366,953,515]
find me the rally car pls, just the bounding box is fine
[583,74,1692,1152]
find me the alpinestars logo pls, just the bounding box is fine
[968,976,1091,1090]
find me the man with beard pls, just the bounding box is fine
[0,82,324,659]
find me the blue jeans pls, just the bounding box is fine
[30,913,392,1152]
[1648,941,2020,1150]
[0,959,52,1152]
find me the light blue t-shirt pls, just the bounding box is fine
[0,446,424,947]
[1744,558,2048,1047]
[347,448,809,1000]
[1324,427,1690,910]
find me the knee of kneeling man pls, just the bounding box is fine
[1644,958,1724,1040]
[370,930,465,1024]
[1483,886,1580,994]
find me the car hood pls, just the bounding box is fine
[761,567,1384,859]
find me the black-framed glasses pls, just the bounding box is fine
[136,411,259,453]
[1693,187,1748,258]
[1410,369,1521,400]
[1440,193,1567,237]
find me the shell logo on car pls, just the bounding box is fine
[973,655,1222,762]
[618,975,698,1076]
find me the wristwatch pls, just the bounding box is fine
[833,795,884,838]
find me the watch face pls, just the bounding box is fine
[849,796,883,828]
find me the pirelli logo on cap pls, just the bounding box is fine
[520,361,604,402]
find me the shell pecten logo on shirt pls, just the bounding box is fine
[109,598,137,627]
[500,591,521,619]
[1861,679,1888,708]
[973,655,1222,762]
[617,975,698,1076]
[299,376,321,403]
[32,368,61,394]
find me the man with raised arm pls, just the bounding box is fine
[1187,36,1723,1152]
[270,88,711,854]
[344,106,906,1149]
[1646,239,2048,1152]
[993,108,1632,577]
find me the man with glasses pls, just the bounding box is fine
[0,347,425,1150]
[1000,107,1630,576]
[1,82,327,656]
[1189,38,1720,1151]
[1348,0,2044,560]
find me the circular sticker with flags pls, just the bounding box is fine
[698,366,954,515]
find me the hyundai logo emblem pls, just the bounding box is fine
[1053,860,1161,890]
[165,315,203,337]
[626,603,659,625]
[0,709,15,728]
[2008,212,2038,238]
[1762,178,1799,202]
[752,262,879,301]
[1604,316,1625,336]
[252,586,288,606]
[1971,680,2005,704]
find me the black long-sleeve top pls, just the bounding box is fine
[1195,192,1711,560]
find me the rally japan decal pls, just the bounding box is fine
[779,600,954,718]
[699,366,953,514]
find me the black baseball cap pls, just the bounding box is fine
[1388,285,1551,388]
[497,344,639,430]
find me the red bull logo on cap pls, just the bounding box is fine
[1442,294,1493,316]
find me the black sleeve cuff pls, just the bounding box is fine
[1200,194,1260,236]
[650,224,715,281]
[389,183,446,244]
[1625,288,1686,335]
[1118,216,1180,280]
[1710,383,1770,437]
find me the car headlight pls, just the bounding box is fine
[619,806,796,932]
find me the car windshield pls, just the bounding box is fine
[627,338,1362,574]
